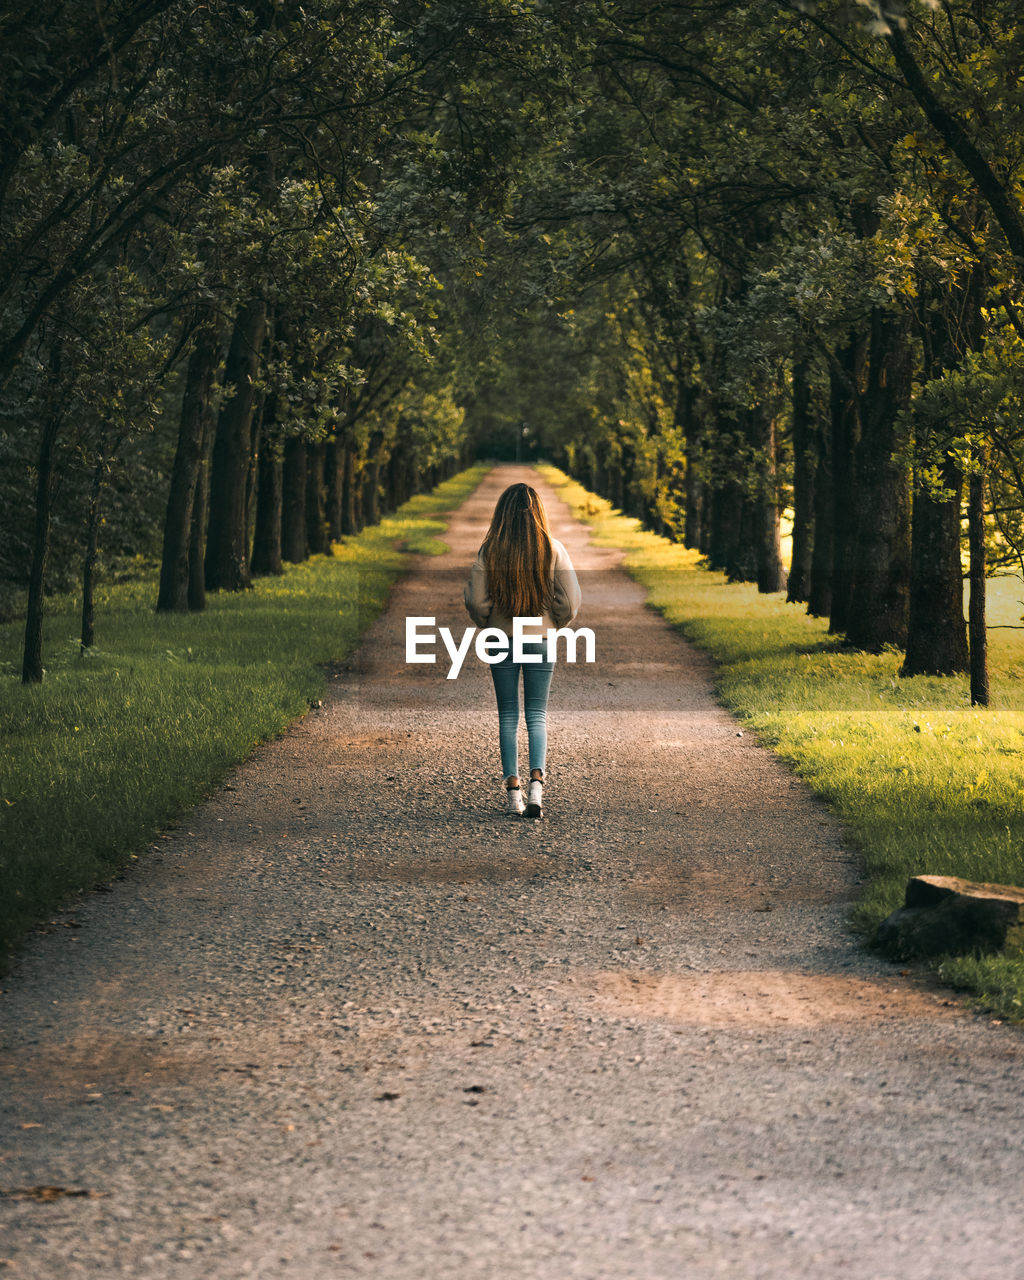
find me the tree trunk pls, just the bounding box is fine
[187,402,214,614]
[243,393,262,577]
[845,312,913,652]
[611,451,624,510]
[22,413,61,683]
[901,456,968,676]
[727,496,759,584]
[325,433,343,542]
[340,436,360,535]
[594,456,607,499]
[828,333,865,635]
[707,479,742,573]
[306,440,327,554]
[675,380,703,550]
[684,460,703,550]
[251,399,283,577]
[384,446,405,514]
[362,458,381,526]
[80,456,104,651]
[399,454,416,508]
[646,494,664,537]
[351,462,366,533]
[807,420,833,618]
[845,315,913,651]
[698,491,712,556]
[281,435,308,563]
[787,355,815,603]
[204,300,266,592]
[621,442,641,519]
[968,459,989,706]
[903,266,984,676]
[157,323,219,612]
[362,432,384,527]
[397,450,416,508]
[755,407,786,594]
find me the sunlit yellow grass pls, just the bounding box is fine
[542,465,1024,1021]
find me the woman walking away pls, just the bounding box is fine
[465,482,582,818]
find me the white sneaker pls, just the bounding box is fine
[525,779,543,819]
[506,785,525,815]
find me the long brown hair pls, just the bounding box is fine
[482,483,554,618]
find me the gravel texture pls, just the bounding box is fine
[2,465,1023,1279]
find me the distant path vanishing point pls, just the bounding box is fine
[2,464,1023,1279]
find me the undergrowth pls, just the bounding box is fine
[0,466,487,963]
[540,465,1024,1024]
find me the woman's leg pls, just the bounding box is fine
[489,655,522,781]
[522,655,554,778]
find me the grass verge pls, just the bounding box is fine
[540,465,1024,1023]
[0,466,488,964]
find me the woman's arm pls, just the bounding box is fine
[464,550,493,627]
[550,540,582,626]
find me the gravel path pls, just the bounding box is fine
[2,465,1023,1279]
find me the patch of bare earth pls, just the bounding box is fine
[585,969,959,1028]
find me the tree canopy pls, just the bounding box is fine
[4,0,1023,700]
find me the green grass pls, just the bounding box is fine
[0,466,488,962]
[540,465,1024,1023]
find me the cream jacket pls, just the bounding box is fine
[464,537,582,635]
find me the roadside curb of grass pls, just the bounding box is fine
[0,465,490,968]
[539,464,1024,1026]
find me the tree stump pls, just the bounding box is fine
[877,875,1024,959]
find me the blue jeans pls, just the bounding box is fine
[489,641,554,779]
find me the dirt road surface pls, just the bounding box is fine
[2,466,1023,1278]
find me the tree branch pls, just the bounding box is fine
[883,17,1024,266]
